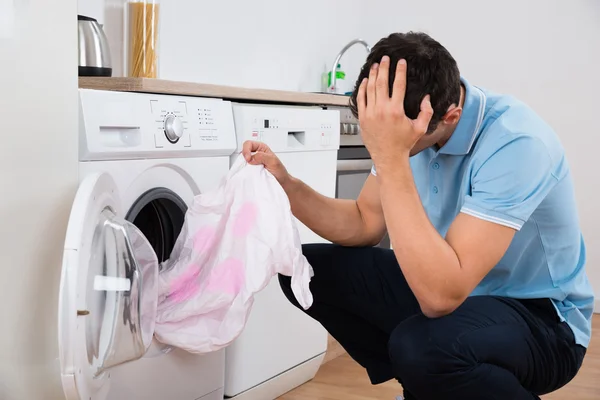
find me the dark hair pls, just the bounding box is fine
[349,32,461,133]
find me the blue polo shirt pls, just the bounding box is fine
[372,77,594,347]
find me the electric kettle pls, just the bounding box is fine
[78,15,112,77]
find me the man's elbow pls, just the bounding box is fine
[419,295,463,319]
[365,235,384,247]
[364,227,388,247]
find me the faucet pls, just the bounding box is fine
[327,39,371,94]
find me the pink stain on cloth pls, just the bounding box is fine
[168,264,203,304]
[166,226,217,304]
[233,201,259,237]
[154,155,314,354]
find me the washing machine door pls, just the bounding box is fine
[58,172,159,400]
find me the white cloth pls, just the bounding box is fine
[154,155,313,354]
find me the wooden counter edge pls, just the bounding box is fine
[79,77,351,107]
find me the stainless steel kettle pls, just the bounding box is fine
[78,15,112,77]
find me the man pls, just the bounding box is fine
[242,32,593,399]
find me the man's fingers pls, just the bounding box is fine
[392,59,407,109]
[357,78,368,117]
[376,56,390,103]
[250,151,278,168]
[242,141,252,161]
[242,140,269,161]
[366,63,379,109]
[414,95,434,134]
[249,151,265,165]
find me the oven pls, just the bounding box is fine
[334,108,391,248]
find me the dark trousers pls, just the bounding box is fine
[278,244,586,400]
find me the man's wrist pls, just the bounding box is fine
[374,153,411,180]
[280,174,299,195]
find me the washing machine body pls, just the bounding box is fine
[58,89,237,400]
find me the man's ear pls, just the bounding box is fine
[441,105,462,126]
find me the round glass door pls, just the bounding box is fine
[59,172,159,400]
[86,209,158,377]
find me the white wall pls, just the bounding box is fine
[79,0,372,91]
[81,0,600,299]
[0,0,79,399]
[158,0,370,92]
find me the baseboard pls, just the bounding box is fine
[324,334,346,364]
[225,353,325,400]
[594,299,600,314]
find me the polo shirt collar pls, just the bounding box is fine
[438,77,487,155]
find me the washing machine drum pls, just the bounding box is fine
[126,188,187,264]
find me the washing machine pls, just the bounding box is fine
[57,89,237,400]
[225,104,340,400]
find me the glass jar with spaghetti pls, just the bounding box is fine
[126,0,160,78]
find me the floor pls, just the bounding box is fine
[280,315,600,400]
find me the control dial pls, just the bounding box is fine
[164,114,184,143]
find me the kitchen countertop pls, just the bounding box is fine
[79,77,351,107]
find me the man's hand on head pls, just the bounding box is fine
[357,56,433,168]
[363,58,518,318]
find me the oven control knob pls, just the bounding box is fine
[164,114,184,143]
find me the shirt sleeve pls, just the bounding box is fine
[371,165,377,176]
[460,136,559,231]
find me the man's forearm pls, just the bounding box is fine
[282,176,375,247]
[376,158,463,316]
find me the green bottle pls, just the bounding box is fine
[322,63,346,93]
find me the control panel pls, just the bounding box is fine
[78,89,237,161]
[231,104,340,153]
